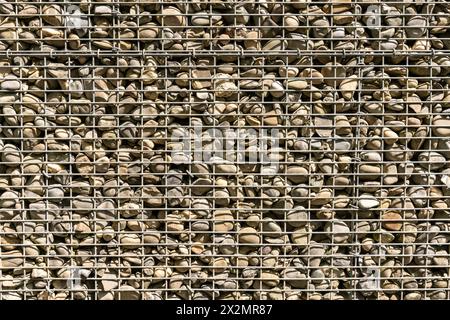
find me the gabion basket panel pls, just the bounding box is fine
[0,0,449,300]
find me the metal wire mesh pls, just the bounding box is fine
[0,0,450,300]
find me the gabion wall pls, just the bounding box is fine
[0,0,450,300]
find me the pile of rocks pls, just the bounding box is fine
[0,1,450,300]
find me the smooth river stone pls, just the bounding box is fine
[291,225,311,246]
[382,212,403,231]
[159,7,186,27]
[286,206,308,227]
[314,117,333,137]
[322,62,346,85]
[339,75,358,100]
[0,250,23,269]
[286,166,309,183]
[1,75,21,91]
[287,80,308,90]
[325,220,350,243]
[432,118,450,137]
[214,209,234,232]
[406,16,427,38]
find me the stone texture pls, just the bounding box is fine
[0,1,447,301]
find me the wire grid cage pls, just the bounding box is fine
[0,0,449,300]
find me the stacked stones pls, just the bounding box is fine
[0,0,450,300]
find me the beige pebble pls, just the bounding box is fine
[382,212,403,231]
[42,4,63,26]
[2,144,21,163]
[324,220,350,243]
[432,117,450,137]
[159,7,186,27]
[286,165,309,183]
[322,62,346,85]
[339,75,358,100]
[0,250,23,269]
[287,80,308,90]
[214,209,234,232]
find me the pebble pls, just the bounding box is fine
[1,250,23,269]
[340,75,358,100]
[322,62,346,85]
[94,5,112,15]
[406,16,427,38]
[286,166,309,183]
[43,4,63,26]
[0,191,18,208]
[291,225,311,246]
[214,209,234,232]
[287,80,308,90]
[238,227,260,245]
[433,250,449,266]
[432,117,450,137]
[1,75,20,91]
[159,7,186,27]
[358,194,380,209]
[2,144,21,163]
[286,206,308,227]
[382,212,403,231]
[315,117,333,137]
[325,220,350,243]
[192,12,222,26]
[101,272,118,291]
[263,39,286,51]
[214,162,238,175]
[116,285,140,300]
[139,23,159,39]
[312,18,330,38]
[260,272,280,288]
